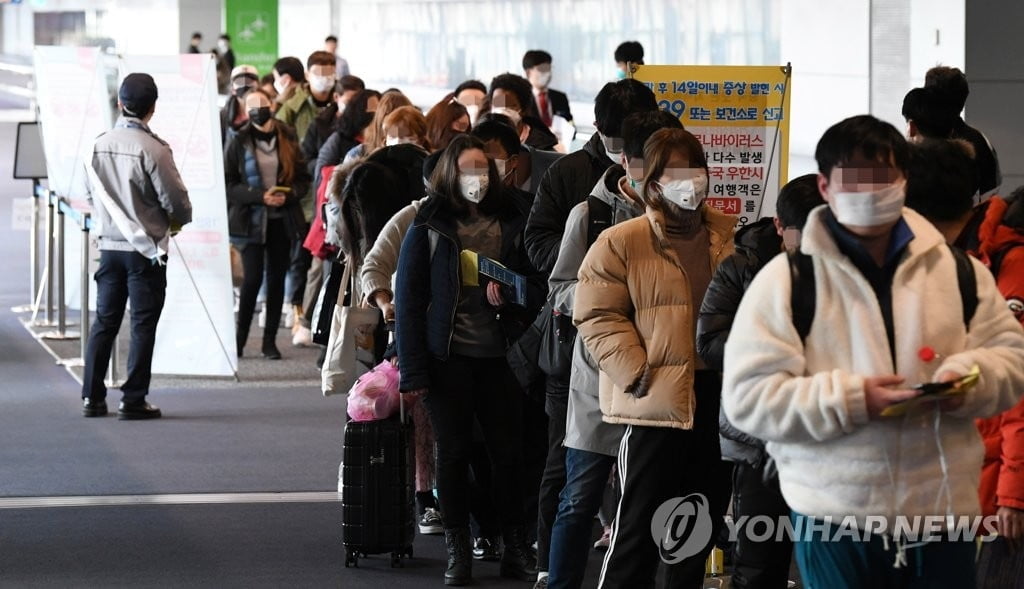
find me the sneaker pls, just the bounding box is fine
[284,305,295,329]
[533,575,548,589]
[418,507,443,535]
[472,537,500,561]
[594,525,611,550]
[258,305,266,328]
[292,325,313,347]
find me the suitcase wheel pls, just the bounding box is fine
[345,549,359,568]
[390,552,404,568]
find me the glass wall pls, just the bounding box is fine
[336,0,780,105]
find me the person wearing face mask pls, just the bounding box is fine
[220,65,260,145]
[541,110,682,589]
[212,34,236,94]
[342,90,413,164]
[425,93,471,155]
[613,41,644,80]
[722,115,1024,588]
[522,50,574,127]
[454,80,488,127]
[395,135,544,586]
[525,79,657,275]
[471,114,560,199]
[488,73,558,152]
[574,127,737,588]
[695,175,823,589]
[224,88,311,360]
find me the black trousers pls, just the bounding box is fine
[598,371,732,589]
[424,354,526,531]
[286,234,311,307]
[730,461,793,589]
[236,218,291,349]
[81,250,167,403]
[537,380,569,571]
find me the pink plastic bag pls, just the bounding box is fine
[346,360,401,422]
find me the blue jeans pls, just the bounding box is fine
[791,512,976,589]
[547,448,615,589]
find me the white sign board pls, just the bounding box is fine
[33,46,111,310]
[119,54,237,377]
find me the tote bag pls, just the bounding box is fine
[321,257,380,396]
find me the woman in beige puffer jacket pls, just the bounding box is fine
[573,128,736,587]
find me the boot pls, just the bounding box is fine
[443,527,472,586]
[262,335,282,360]
[500,526,537,582]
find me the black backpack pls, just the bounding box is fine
[788,244,978,342]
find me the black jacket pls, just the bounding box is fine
[696,217,781,465]
[302,104,341,183]
[522,115,559,151]
[951,118,1001,196]
[224,124,312,244]
[524,132,614,273]
[395,190,545,391]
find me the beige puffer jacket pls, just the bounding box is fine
[574,204,736,430]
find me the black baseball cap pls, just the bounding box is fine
[119,73,158,117]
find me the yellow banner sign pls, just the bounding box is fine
[632,64,792,225]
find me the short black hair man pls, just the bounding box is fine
[522,49,573,126]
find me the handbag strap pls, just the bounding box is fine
[338,255,363,308]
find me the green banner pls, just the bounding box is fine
[225,0,278,77]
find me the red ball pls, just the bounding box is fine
[918,346,936,363]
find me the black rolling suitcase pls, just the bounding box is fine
[341,393,416,568]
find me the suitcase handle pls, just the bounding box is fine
[386,320,406,425]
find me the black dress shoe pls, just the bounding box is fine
[82,398,108,417]
[118,401,162,420]
[262,342,282,360]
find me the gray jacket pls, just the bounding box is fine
[550,166,643,456]
[90,116,192,251]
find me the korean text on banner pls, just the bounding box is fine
[34,46,112,311]
[119,54,237,377]
[225,0,278,77]
[632,65,792,225]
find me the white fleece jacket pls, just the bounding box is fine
[359,197,428,306]
[722,206,1024,530]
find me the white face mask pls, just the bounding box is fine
[829,180,906,227]
[600,133,623,163]
[465,104,481,126]
[385,136,416,147]
[656,173,709,211]
[530,70,552,88]
[273,76,289,96]
[217,40,229,53]
[459,174,489,203]
[309,74,336,94]
[490,106,521,126]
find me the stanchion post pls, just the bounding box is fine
[42,200,79,341]
[43,194,55,325]
[79,212,91,361]
[30,180,39,305]
[56,204,66,334]
[106,334,120,388]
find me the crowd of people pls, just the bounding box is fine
[82,33,1024,589]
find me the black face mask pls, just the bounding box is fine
[248,106,272,127]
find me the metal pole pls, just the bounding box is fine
[43,203,79,341]
[106,333,120,388]
[73,213,92,366]
[13,180,41,313]
[29,183,39,303]
[43,196,55,326]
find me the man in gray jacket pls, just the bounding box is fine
[541,110,681,589]
[81,73,192,420]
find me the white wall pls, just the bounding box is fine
[908,0,965,88]
[780,0,871,178]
